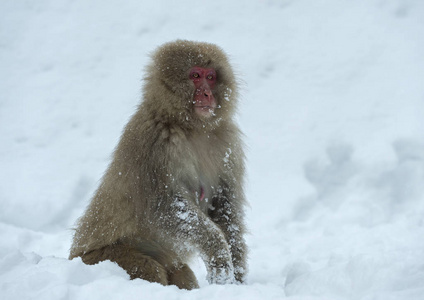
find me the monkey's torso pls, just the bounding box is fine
[70,112,243,264]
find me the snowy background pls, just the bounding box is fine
[1,0,424,299]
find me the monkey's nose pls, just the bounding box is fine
[203,89,212,99]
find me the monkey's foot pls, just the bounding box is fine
[168,264,199,290]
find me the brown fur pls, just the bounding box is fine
[69,40,247,289]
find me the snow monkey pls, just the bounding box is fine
[69,40,247,289]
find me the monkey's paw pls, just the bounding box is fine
[207,265,236,285]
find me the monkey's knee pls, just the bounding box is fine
[168,264,199,290]
[80,244,168,286]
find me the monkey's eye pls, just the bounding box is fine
[207,74,214,80]
[192,73,200,78]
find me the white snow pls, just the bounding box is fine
[1,0,424,299]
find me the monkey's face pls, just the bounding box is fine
[189,66,217,118]
[146,40,238,127]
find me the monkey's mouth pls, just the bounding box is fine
[194,105,216,117]
[194,106,214,109]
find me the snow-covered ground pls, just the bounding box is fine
[1,0,424,299]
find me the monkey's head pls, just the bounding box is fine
[143,40,238,129]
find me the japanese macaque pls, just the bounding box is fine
[69,40,247,290]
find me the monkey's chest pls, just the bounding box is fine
[176,134,227,212]
[181,156,221,212]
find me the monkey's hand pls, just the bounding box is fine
[207,267,235,284]
[206,251,236,284]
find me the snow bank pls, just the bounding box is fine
[1,0,424,299]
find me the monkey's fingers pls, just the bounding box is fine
[206,260,236,285]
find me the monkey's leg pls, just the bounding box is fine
[167,263,199,290]
[81,243,168,286]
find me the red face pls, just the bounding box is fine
[189,66,217,118]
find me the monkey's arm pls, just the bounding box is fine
[154,196,236,284]
[209,184,248,283]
